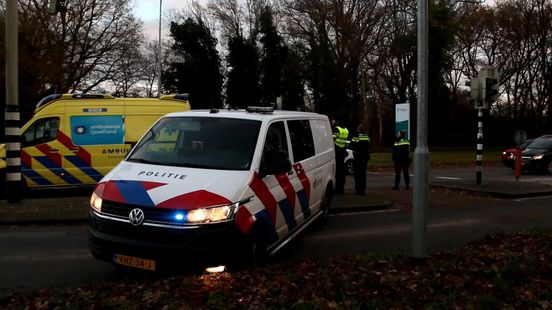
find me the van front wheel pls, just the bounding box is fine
[243,223,268,268]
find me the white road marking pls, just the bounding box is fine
[331,209,401,217]
[514,195,552,202]
[434,176,461,180]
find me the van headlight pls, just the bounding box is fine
[90,191,103,213]
[532,154,544,160]
[186,203,237,223]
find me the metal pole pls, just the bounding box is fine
[412,0,429,260]
[157,0,162,98]
[476,108,483,185]
[5,0,22,203]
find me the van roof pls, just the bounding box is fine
[34,93,190,112]
[164,107,327,122]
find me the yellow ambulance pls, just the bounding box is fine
[0,93,191,189]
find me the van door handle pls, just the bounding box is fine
[69,147,81,152]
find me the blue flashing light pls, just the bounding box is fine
[174,213,185,221]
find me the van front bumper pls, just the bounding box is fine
[88,210,248,269]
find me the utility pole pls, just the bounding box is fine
[157,0,163,98]
[5,0,22,203]
[412,0,429,260]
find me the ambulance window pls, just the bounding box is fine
[22,117,60,147]
[288,119,315,162]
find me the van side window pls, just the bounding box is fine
[262,121,289,163]
[288,119,315,162]
[22,117,60,147]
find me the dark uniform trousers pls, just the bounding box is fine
[353,153,369,195]
[335,147,347,194]
[392,138,411,189]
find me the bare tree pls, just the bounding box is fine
[17,0,143,93]
[281,0,392,125]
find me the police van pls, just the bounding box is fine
[0,93,191,189]
[88,107,335,270]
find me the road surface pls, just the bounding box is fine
[1,166,551,296]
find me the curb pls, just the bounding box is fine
[430,180,552,199]
[331,193,393,214]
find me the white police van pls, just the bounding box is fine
[88,107,336,270]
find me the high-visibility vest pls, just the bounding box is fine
[333,126,349,148]
[394,138,410,147]
[351,133,370,143]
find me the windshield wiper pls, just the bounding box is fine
[126,157,158,164]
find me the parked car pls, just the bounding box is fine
[345,148,354,174]
[520,135,552,173]
[501,139,533,168]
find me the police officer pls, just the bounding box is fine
[392,130,411,190]
[351,123,371,196]
[331,117,349,195]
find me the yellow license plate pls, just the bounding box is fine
[113,254,156,271]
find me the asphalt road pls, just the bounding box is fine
[1,166,551,296]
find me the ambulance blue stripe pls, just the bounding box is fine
[115,180,155,207]
[297,189,311,218]
[34,156,81,184]
[254,209,278,243]
[65,155,103,182]
[60,174,81,184]
[278,199,297,231]
[34,156,62,170]
[21,163,52,185]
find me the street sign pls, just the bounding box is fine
[514,130,527,146]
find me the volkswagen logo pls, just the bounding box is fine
[129,208,145,226]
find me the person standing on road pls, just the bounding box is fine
[351,123,371,196]
[331,116,349,195]
[392,130,411,190]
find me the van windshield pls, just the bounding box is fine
[127,116,261,170]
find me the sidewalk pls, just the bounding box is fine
[430,178,552,198]
[1,179,551,225]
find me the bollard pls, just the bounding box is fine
[514,147,522,181]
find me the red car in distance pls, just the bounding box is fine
[501,139,533,168]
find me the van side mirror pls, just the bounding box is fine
[259,150,292,178]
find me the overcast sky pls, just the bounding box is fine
[132,0,197,39]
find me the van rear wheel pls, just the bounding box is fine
[317,186,333,226]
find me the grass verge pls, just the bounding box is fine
[1,230,550,309]
[370,149,502,169]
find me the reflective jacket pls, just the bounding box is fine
[333,126,349,149]
[392,138,411,163]
[351,133,371,157]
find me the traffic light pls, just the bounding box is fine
[48,0,66,15]
[484,77,499,103]
[467,77,481,101]
[466,77,487,109]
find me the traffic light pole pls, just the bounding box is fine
[5,0,22,203]
[470,67,499,187]
[476,107,484,185]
